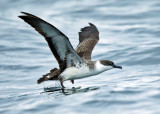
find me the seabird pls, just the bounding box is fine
[19,12,122,88]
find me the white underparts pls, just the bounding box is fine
[59,61,113,81]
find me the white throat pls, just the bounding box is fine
[95,61,113,73]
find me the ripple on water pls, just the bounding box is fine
[1,0,160,114]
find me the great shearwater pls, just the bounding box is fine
[19,12,122,88]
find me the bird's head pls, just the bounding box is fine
[99,60,122,69]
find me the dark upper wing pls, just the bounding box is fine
[19,12,84,71]
[75,23,99,61]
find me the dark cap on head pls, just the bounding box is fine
[100,60,114,66]
[100,60,122,69]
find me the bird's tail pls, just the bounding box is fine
[37,73,51,84]
[37,68,60,84]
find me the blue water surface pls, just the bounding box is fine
[0,0,160,114]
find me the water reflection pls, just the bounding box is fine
[43,86,100,95]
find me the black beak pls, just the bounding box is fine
[113,65,122,69]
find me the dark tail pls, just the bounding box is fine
[37,73,50,84]
[37,68,60,84]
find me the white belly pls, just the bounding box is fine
[59,61,113,81]
[60,66,99,81]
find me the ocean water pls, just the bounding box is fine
[0,0,160,114]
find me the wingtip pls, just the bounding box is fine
[19,12,42,21]
[88,22,94,26]
[20,11,29,15]
[18,12,28,18]
[18,15,24,20]
[18,15,26,20]
[21,11,25,14]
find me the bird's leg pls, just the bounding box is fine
[70,80,74,84]
[59,78,65,88]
